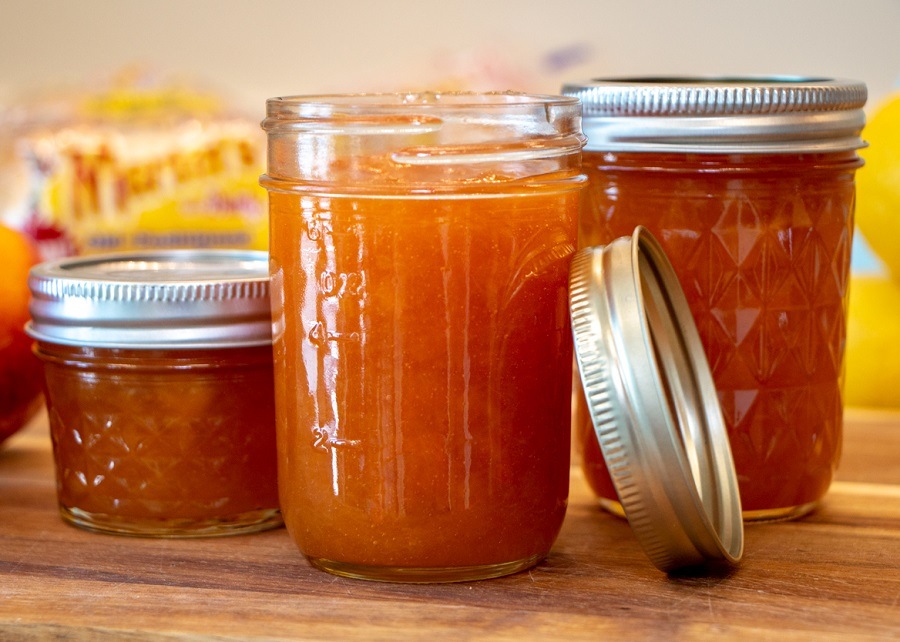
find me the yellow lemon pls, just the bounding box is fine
[845,274,900,408]
[856,93,900,282]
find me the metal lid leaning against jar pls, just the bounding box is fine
[570,227,743,572]
[27,250,272,350]
[562,76,867,153]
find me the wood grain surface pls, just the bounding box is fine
[1,409,899,641]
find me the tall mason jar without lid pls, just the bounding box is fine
[562,77,866,521]
[261,92,585,582]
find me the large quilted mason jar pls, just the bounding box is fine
[563,77,866,521]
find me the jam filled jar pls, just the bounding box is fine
[563,77,867,521]
[261,92,585,581]
[27,250,281,537]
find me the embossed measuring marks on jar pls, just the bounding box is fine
[299,198,364,482]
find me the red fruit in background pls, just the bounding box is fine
[0,223,43,445]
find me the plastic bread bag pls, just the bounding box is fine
[1,67,267,260]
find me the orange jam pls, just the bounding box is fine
[27,249,280,536]
[262,92,584,581]
[36,343,280,536]
[576,150,862,518]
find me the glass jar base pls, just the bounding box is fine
[306,553,545,583]
[741,501,818,522]
[60,505,283,538]
[597,497,818,523]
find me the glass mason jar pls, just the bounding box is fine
[27,250,281,537]
[563,77,867,521]
[261,92,585,582]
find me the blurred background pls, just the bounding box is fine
[0,0,899,419]
[0,0,897,111]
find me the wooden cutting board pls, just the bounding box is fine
[1,409,898,640]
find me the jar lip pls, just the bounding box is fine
[27,249,273,349]
[261,90,586,184]
[262,91,583,137]
[265,91,580,115]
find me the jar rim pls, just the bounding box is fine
[265,91,579,115]
[262,91,583,135]
[261,90,586,188]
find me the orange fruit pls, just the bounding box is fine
[0,224,38,329]
[0,224,43,444]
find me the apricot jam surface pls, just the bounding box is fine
[269,182,579,574]
[577,151,861,516]
[37,343,280,536]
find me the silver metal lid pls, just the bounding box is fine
[27,250,272,349]
[562,76,866,153]
[570,227,743,572]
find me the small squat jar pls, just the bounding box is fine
[563,77,867,520]
[27,250,281,537]
[261,92,585,582]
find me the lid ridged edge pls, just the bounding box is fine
[563,77,867,117]
[29,279,269,304]
[27,250,273,349]
[569,228,743,572]
[570,252,680,570]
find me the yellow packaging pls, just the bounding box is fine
[16,78,267,258]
